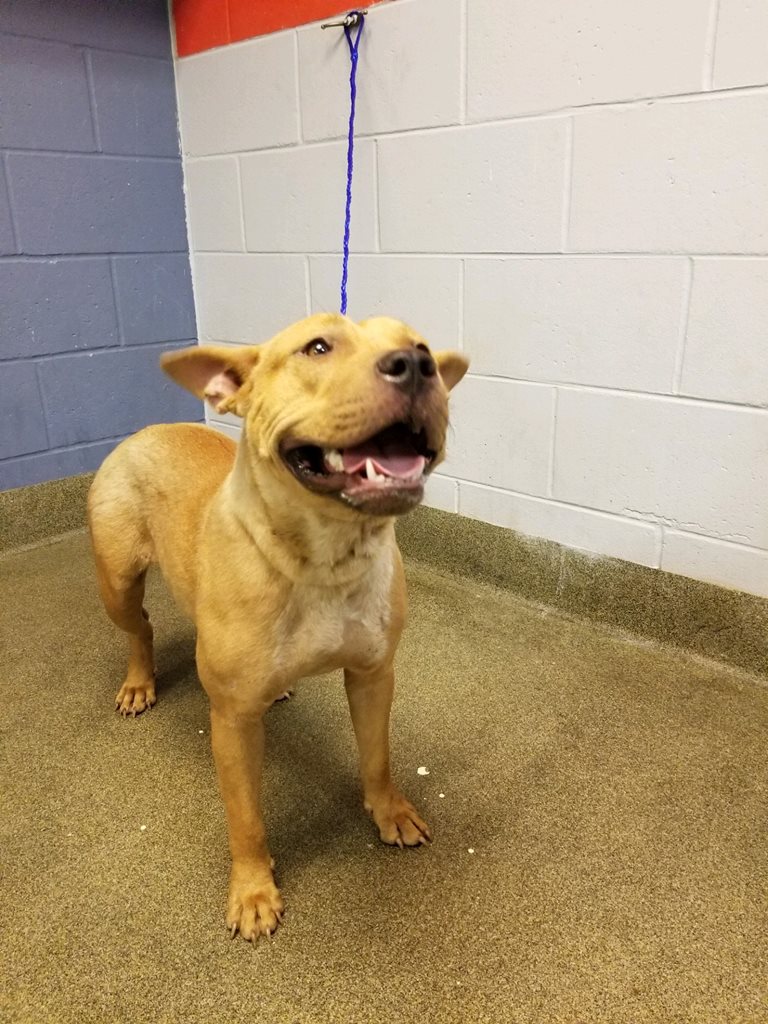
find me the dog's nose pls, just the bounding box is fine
[376,348,436,392]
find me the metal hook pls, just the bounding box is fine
[321,10,367,29]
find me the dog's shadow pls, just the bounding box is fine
[152,642,367,873]
[264,693,368,873]
[153,636,198,699]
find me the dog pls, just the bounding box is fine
[87,313,468,941]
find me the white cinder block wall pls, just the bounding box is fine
[174,0,768,599]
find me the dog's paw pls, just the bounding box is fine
[115,679,156,717]
[365,789,432,848]
[227,868,284,943]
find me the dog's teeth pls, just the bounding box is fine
[364,458,387,483]
[324,448,344,472]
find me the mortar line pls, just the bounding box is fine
[82,49,103,152]
[703,0,722,90]
[656,525,666,568]
[459,0,468,125]
[108,257,125,344]
[435,475,768,551]
[303,255,312,315]
[547,388,559,498]
[234,155,248,251]
[672,258,695,394]
[2,147,179,161]
[372,138,381,253]
[457,259,465,351]
[0,430,132,466]
[183,250,768,260]
[465,370,767,414]
[0,26,177,61]
[32,362,52,449]
[561,117,574,252]
[292,31,304,144]
[2,154,20,252]
[179,80,768,158]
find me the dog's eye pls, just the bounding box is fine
[301,338,332,357]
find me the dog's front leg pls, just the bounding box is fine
[209,703,284,941]
[344,664,431,848]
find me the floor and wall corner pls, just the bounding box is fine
[1,2,767,1023]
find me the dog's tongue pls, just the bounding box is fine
[342,435,425,479]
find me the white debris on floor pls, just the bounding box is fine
[417,766,430,776]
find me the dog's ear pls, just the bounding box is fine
[433,351,469,391]
[160,345,261,416]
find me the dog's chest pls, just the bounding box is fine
[273,555,394,678]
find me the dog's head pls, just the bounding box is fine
[162,314,468,517]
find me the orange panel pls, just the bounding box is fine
[229,0,386,46]
[174,0,230,58]
[174,0,389,57]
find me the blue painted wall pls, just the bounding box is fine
[0,0,202,491]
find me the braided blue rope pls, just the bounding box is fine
[339,12,365,315]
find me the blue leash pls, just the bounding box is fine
[324,10,366,315]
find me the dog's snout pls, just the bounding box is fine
[376,348,436,391]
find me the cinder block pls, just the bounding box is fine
[7,154,188,254]
[442,377,555,496]
[713,0,768,89]
[184,157,244,252]
[0,0,172,58]
[176,33,298,156]
[553,389,768,548]
[0,362,48,460]
[193,254,307,342]
[0,34,95,152]
[378,121,567,253]
[423,474,457,513]
[89,51,179,157]
[0,438,119,490]
[241,140,376,253]
[468,0,709,121]
[0,257,118,359]
[459,482,660,567]
[681,259,768,407]
[662,530,768,599]
[570,95,768,254]
[298,0,461,141]
[112,254,196,345]
[464,257,685,391]
[207,420,242,445]
[309,256,460,344]
[38,344,202,447]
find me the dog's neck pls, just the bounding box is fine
[224,441,395,587]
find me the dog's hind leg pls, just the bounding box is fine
[89,493,156,717]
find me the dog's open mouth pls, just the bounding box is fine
[281,422,436,514]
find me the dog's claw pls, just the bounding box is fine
[229,923,238,939]
[368,789,432,849]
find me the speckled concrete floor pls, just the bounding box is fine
[2,532,767,1024]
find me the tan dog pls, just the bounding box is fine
[87,313,468,941]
